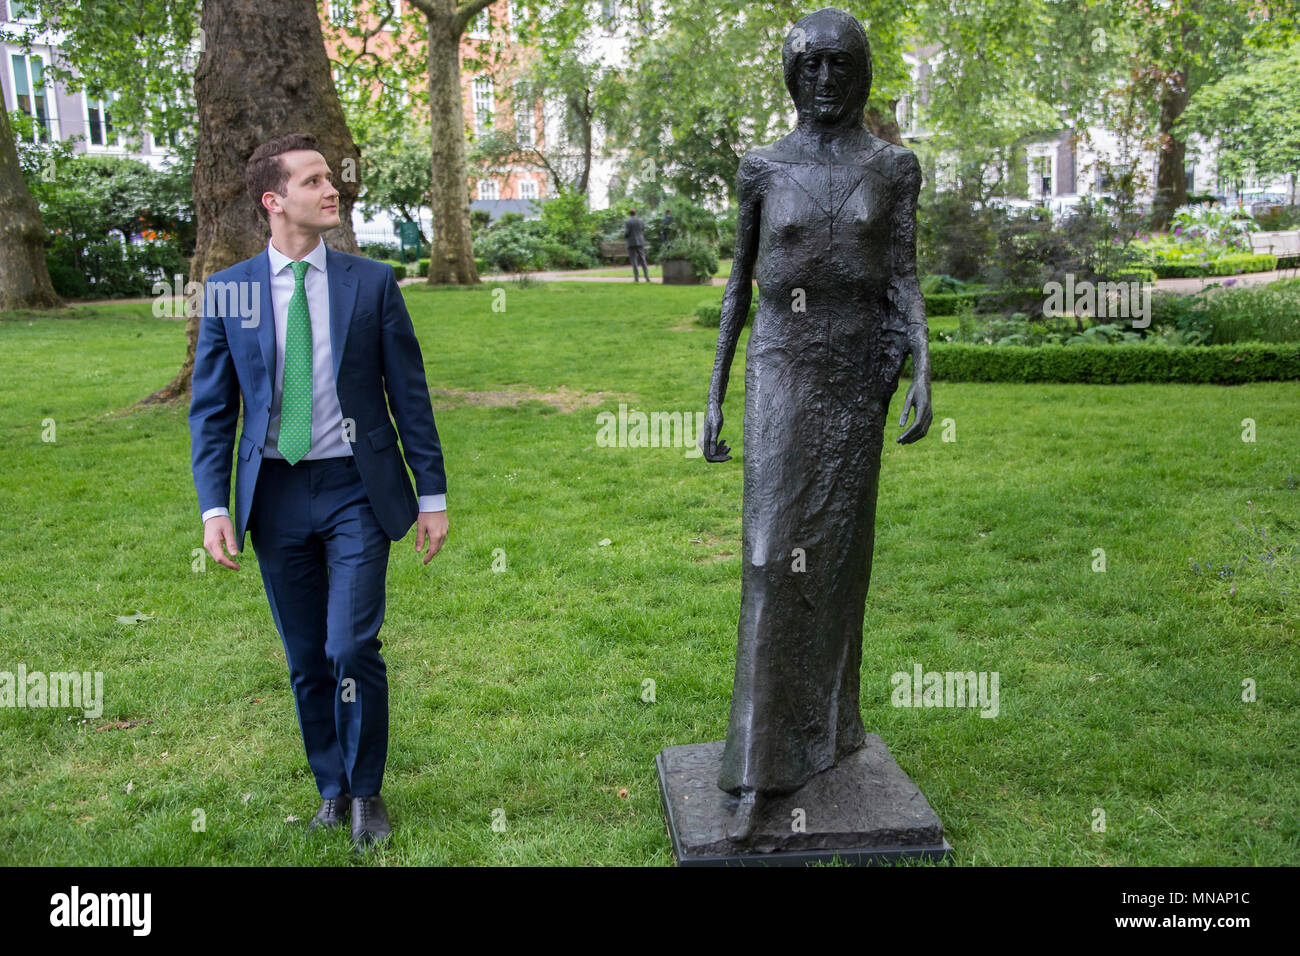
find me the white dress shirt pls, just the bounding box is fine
[201,238,446,523]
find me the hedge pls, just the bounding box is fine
[380,259,407,280]
[924,288,1041,315]
[1151,253,1277,279]
[902,342,1300,384]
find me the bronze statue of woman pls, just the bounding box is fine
[702,7,933,841]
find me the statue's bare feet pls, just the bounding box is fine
[726,789,759,842]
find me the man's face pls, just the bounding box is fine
[263,149,341,231]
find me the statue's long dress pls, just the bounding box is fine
[717,135,913,795]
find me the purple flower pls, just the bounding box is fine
[1224,278,1237,286]
[1174,226,1182,235]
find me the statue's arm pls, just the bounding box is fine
[703,154,762,462]
[887,149,933,444]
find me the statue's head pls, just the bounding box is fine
[782,7,872,126]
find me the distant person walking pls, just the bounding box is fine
[624,208,650,282]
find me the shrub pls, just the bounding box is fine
[661,236,718,279]
[693,299,756,327]
[920,274,971,295]
[380,260,407,280]
[1195,284,1300,344]
[47,235,187,299]
[1207,253,1278,276]
[906,342,1300,384]
[1150,253,1279,279]
[918,192,1000,281]
[924,289,1040,315]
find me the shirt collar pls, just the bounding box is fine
[267,237,327,275]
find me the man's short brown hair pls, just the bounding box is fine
[245,133,321,222]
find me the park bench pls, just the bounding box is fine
[599,240,629,264]
[1249,230,1300,276]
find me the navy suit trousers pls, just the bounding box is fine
[250,455,391,798]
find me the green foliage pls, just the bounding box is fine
[693,298,755,327]
[925,288,1041,316]
[1171,204,1258,251]
[1149,254,1278,279]
[660,236,718,280]
[919,274,972,295]
[1,0,199,144]
[1254,206,1300,231]
[18,150,193,298]
[918,193,1001,281]
[537,192,598,259]
[605,0,916,204]
[356,125,434,234]
[380,260,407,280]
[1181,41,1300,191]
[1153,282,1300,344]
[472,209,598,273]
[947,312,1144,347]
[911,341,1300,384]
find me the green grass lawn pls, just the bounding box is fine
[0,280,1296,866]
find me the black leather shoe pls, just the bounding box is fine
[351,795,392,851]
[309,795,351,832]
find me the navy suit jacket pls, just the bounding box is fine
[189,245,447,550]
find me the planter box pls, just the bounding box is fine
[662,258,712,285]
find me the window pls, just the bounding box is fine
[1030,154,1052,198]
[469,8,490,39]
[478,179,499,200]
[513,83,534,146]
[10,53,57,142]
[518,178,537,200]
[148,95,183,151]
[329,1,353,26]
[8,1,39,22]
[473,74,494,135]
[85,93,117,147]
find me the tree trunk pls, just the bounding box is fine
[424,6,480,285]
[0,72,61,311]
[572,88,593,197]
[143,0,361,405]
[865,101,903,146]
[1150,75,1191,231]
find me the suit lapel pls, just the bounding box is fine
[326,247,358,381]
[248,251,275,391]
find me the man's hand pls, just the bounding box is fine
[203,515,241,570]
[415,511,448,564]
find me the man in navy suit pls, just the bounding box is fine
[189,132,448,852]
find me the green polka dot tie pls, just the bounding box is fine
[279,260,313,464]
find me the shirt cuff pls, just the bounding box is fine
[201,507,230,524]
[418,493,446,513]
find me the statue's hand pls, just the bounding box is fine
[897,375,932,444]
[702,400,731,462]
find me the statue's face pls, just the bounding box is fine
[795,44,859,123]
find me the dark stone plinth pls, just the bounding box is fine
[656,735,952,866]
